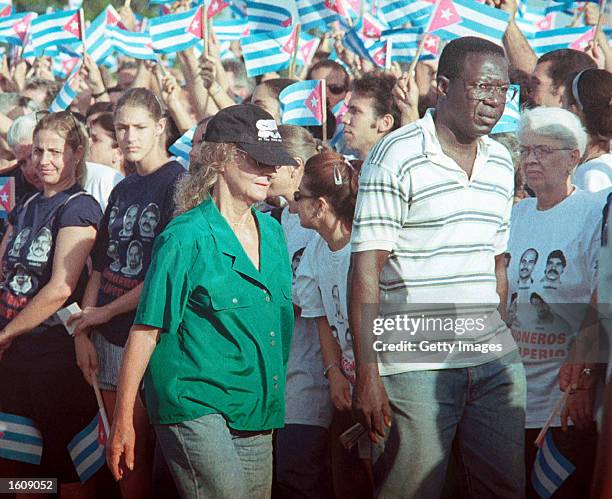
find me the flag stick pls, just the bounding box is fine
[288,23,301,79]
[595,0,608,40]
[92,377,110,437]
[321,79,327,142]
[534,391,568,447]
[125,0,132,8]
[359,0,365,18]
[385,39,392,70]
[202,3,209,59]
[79,8,87,53]
[568,7,583,27]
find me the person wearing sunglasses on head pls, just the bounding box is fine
[106,104,296,499]
[0,111,104,495]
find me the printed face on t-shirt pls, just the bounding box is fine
[544,257,565,283]
[8,265,35,296]
[519,248,538,282]
[138,204,160,238]
[26,227,52,264]
[8,228,32,257]
[119,204,139,237]
[121,241,143,276]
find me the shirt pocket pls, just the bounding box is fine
[209,289,254,311]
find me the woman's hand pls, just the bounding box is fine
[68,306,113,336]
[0,331,12,360]
[107,415,136,481]
[80,54,106,96]
[561,388,596,431]
[328,368,352,412]
[75,334,98,386]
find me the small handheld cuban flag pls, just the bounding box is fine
[240,25,296,77]
[29,9,83,55]
[279,80,325,126]
[380,0,433,28]
[67,412,107,483]
[149,6,204,54]
[49,63,81,112]
[531,431,575,498]
[212,19,250,41]
[296,0,339,32]
[107,26,156,60]
[491,84,520,134]
[86,5,124,65]
[247,0,295,34]
[0,12,36,46]
[0,412,43,465]
[530,26,594,56]
[169,127,196,162]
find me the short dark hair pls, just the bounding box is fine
[86,101,114,119]
[260,78,297,100]
[90,112,117,144]
[351,72,401,132]
[546,250,566,267]
[306,60,350,90]
[438,36,506,81]
[537,49,596,91]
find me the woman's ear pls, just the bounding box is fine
[155,117,167,137]
[290,157,305,178]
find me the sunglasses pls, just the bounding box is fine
[293,190,316,202]
[327,84,347,95]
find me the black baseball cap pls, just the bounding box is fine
[204,104,298,167]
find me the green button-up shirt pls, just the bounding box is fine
[134,197,294,430]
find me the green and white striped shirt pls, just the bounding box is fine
[352,110,517,373]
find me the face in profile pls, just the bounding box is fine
[8,228,32,257]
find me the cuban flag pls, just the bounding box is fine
[86,5,123,65]
[279,80,325,126]
[247,0,295,34]
[240,25,296,77]
[380,0,433,28]
[207,0,231,18]
[67,412,107,483]
[516,4,556,38]
[0,412,43,465]
[329,98,349,150]
[0,3,11,17]
[0,11,36,46]
[107,26,156,60]
[368,39,390,68]
[149,6,204,54]
[30,9,82,55]
[427,0,510,45]
[169,127,196,162]
[530,26,594,56]
[297,33,320,67]
[362,11,389,38]
[531,432,575,498]
[51,52,80,79]
[490,84,520,134]
[296,0,338,32]
[342,19,378,62]
[382,27,438,62]
[49,63,81,112]
[212,19,250,41]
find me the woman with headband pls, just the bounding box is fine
[563,68,612,193]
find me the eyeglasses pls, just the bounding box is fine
[327,84,347,95]
[457,78,517,101]
[519,145,572,161]
[293,190,316,202]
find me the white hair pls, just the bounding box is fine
[518,106,587,156]
[7,113,38,149]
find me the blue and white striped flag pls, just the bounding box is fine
[516,4,555,38]
[530,26,594,55]
[67,412,107,483]
[380,0,433,28]
[430,0,510,46]
[30,9,82,55]
[296,0,338,32]
[0,12,36,46]
[382,27,437,62]
[149,6,203,54]
[247,0,295,34]
[107,26,156,60]
[531,431,575,498]
[0,412,43,465]
[86,5,123,64]
[49,63,81,112]
[279,80,325,126]
[169,127,196,161]
[212,19,249,41]
[491,84,520,134]
[240,25,295,77]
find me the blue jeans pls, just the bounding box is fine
[375,351,526,499]
[155,413,273,499]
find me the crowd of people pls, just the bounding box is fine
[0,1,611,498]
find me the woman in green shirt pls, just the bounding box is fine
[106,104,295,499]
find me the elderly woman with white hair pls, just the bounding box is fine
[507,106,604,497]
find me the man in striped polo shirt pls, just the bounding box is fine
[349,37,526,498]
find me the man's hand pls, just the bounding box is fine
[329,368,352,412]
[560,388,595,431]
[80,54,106,95]
[485,0,518,20]
[353,371,392,443]
[393,71,420,126]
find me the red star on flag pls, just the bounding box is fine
[305,82,324,123]
[187,6,204,38]
[0,4,10,17]
[423,33,441,55]
[372,45,386,67]
[428,0,461,32]
[570,28,594,51]
[208,0,229,18]
[63,11,82,39]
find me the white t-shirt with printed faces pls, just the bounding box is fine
[507,190,602,428]
[295,234,355,383]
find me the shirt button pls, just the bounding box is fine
[270,331,275,337]
[270,340,276,347]
[273,375,278,381]
[232,298,238,304]
[265,296,271,302]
